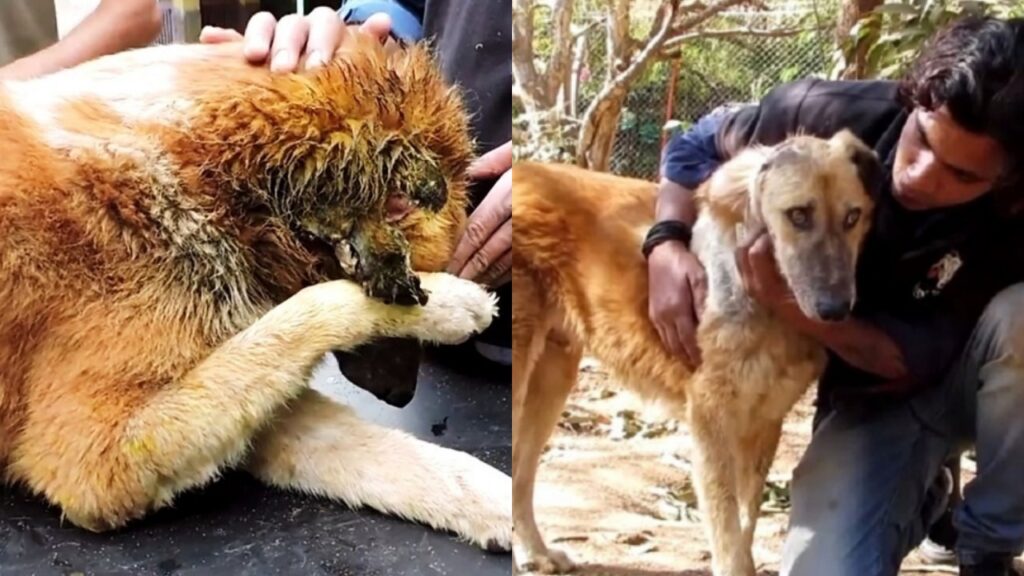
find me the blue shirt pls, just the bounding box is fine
[338,0,424,42]
[660,105,736,189]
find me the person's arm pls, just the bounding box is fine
[0,0,162,81]
[773,300,909,379]
[338,0,423,42]
[655,110,728,228]
[738,231,998,387]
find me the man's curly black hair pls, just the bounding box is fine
[898,15,1024,182]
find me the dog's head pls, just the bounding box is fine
[204,36,477,405]
[187,34,476,281]
[703,130,881,321]
[298,37,475,276]
[756,130,879,321]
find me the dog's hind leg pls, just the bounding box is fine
[11,273,494,533]
[511,269,580,573]
[244,389,511,551]
[513,331,581,574]
[689,393,754,576]
[736,420,783,566]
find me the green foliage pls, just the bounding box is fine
[836,0,1024,80]
[608,21,834,178]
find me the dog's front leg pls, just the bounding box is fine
[245,389,512,551]
[689,396,755,576]
[736,421,783,556]
[70,273,492,530]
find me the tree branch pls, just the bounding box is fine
[577,0,681,167]
[669,0,753,35]
[661,25,819,52]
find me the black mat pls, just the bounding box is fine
[0,350,512,576]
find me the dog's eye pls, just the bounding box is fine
[786,207,812,230]
[844,208,862,229]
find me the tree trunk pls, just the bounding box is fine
[575,0,679,170]
[578,90,627,170]
[836,0,883,79]
[547,0,576,113]
[512,0,549,112]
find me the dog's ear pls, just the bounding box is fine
[699,147,770,229]
[850,146,884,199]
[746,142,807,235]
[832,129,884,199]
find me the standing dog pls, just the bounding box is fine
[0,33,511,550]
[512,131,881,574]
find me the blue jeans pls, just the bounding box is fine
[781,283,1024,576]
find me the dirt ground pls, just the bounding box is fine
[522,357,991,576]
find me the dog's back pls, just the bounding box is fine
[512,161,692,402]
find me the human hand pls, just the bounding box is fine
[198,7,392,72]
[734,230,792,311]
[647,241,707,369]
[446,142,512,288]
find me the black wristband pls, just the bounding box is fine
[642,220,692,259]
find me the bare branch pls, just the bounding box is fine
[670,0,753,35]
[572,18,602,40]
[661,25,818,52]
[577,0,682,167]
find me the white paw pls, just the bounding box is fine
[403,272,498,344]
[448,451,512,552]
[515,547,576,574]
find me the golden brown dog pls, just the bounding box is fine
[512,131,881,574]
[0,33,511,550]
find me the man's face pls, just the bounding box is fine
[892,106,1005,210]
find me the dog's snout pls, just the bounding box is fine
[815,297,852,322]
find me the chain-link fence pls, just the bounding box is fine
[568,0,838,179]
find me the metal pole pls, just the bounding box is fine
[297,0,305,15]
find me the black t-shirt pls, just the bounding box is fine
[671,78,1023,397]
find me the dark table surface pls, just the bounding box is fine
[0,348,512,576]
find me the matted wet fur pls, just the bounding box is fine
[512,131,881,575]
[0,33,511,550]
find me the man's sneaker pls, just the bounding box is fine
[920,533,958,565]
[919,465,958,565]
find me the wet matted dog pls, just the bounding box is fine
[512,130,882,575]
[0,32,511,550]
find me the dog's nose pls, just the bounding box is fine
[815,298,852,322]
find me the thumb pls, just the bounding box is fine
[358,12,393,43]
[468,141,512,180]
[199,26,244,44]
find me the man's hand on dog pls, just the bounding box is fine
[648,242,707,370]
[735,230,793,311]
[199,8,392,72]
[447,142,513,289]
